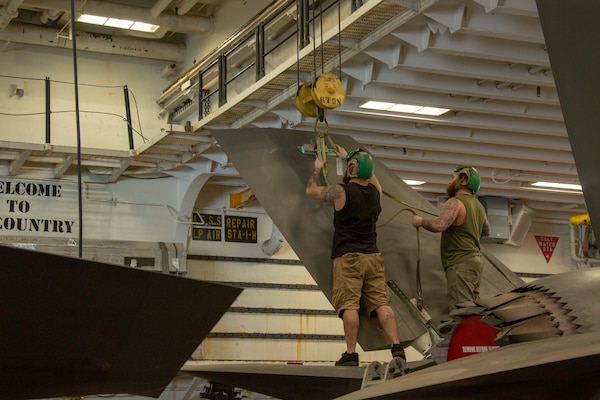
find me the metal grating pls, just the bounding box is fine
[344,3,407,38]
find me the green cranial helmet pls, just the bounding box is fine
[454,165,481,194]
[346,148,374,179]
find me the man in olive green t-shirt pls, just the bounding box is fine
[412,166,491,311]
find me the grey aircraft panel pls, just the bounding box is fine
[182,359,436,400]
[468,268,600,346]
[332,266,600,399]
[334,331,600,400]
[0,244,242,400]
[212,128,522,351]
[184,363,364,400]
[536,0,600,237]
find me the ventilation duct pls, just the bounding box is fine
[0,23,185,61]
[505,204,536,248]
[0,0,23,29]
[262,222,284,256]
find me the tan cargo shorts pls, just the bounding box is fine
[332,252,390,317]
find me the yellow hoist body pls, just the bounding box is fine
[294,72,347,184]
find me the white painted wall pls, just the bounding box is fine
[0,46,171,150]
[484,219,591,282]
[106,176,182,241]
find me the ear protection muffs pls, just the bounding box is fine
[346,148,374,179]
[454,165,481,194]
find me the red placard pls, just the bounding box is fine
[535,235,559,263]
[447,316,500,361]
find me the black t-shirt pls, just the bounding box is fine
[331,182,381,259]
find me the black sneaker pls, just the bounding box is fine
[335,352,359,366]
[390,344,410,376]
[391,344,406,359]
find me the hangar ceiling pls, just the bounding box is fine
[0,0,586,221]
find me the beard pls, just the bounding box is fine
[446,180,459,197]
[343,166,354,183]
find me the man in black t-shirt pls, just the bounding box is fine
[306,145,406,369]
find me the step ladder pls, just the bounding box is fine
[361,357,409,389]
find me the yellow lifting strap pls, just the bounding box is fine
[382,190,438,217]
[294,73,346,185]
[314,117,337,185]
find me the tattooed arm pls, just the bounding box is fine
[305,161,324,199]
[411,198,463,233]
[306,158,346,209]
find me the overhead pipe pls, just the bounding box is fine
[39,8,62,24]
[177,0,202,15]
[85,0,211,33]
[0,23,186,62]
[570,224,600,266]
[0,0,24,29]
[150,0,172,19]
[19,0,212,34]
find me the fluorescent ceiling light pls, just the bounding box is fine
[403,180,426,186]
[131,22,160,33]
[361,101,393,110]
[77,14,107,25]
[360,101,450,116]
[389,104,421,113]
[78,14,159,33]
[414,106,449,116]
[532,181,582,191]
[104,18,134,29]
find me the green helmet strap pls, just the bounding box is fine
[345,148,363,161]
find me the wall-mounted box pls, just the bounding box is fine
[479,196,510,243]
[505,204,536,247]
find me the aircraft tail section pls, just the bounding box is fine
[212,128,522,351]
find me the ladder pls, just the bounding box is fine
[361,357,408,389]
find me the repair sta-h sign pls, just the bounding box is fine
[192,213,257,243]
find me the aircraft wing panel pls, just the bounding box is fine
[183,363,364,400]
[182,359,436,400]
[536,0,600,238]
[0,244,242,400]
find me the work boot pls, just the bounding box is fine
[390,344,410,376]
[391,344,406,359]
[335,352,359,366]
